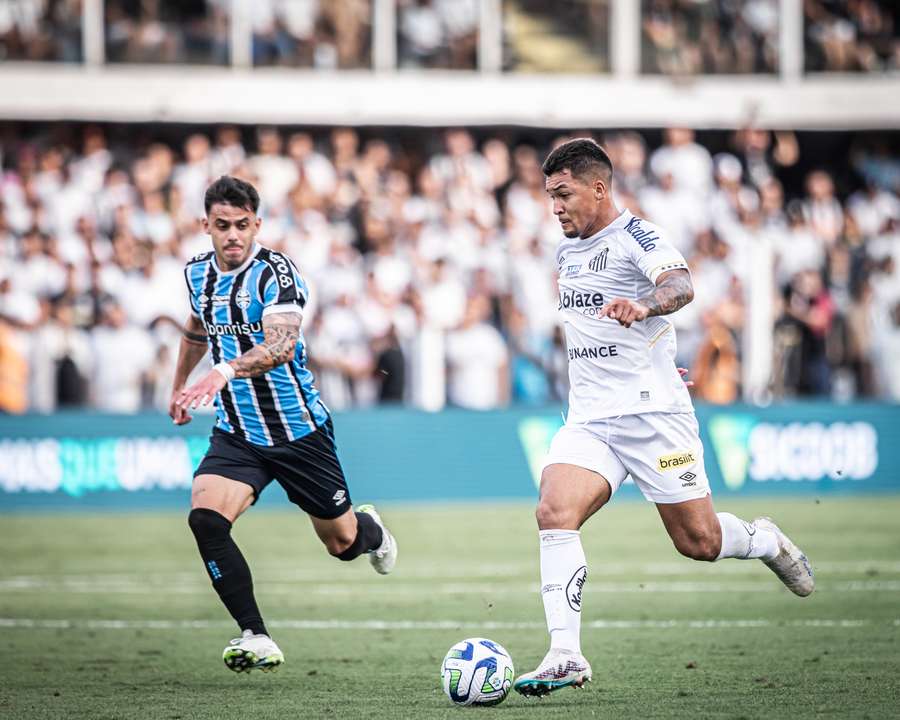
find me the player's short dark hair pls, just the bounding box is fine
[542,138,613,182]
[204,175,260,215]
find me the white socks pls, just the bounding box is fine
[539,529,586,654]
[536,516,777,654]
[715,512,779,561]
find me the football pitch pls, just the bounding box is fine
[2,497,899,719]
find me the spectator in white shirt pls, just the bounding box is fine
[648,127,713,198]
[848,181,900,238]
[445,293,509,410]
[90,299,155,413]
[803,170,844,246]
[248,127,300,211]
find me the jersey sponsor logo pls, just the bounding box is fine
[202,320,263,336]
[211,294,231,306]
[657,451,696,472]
[197,293,209,310]
[332,489,347,506]
[588,247,609,272]
[236,287,251,310]
[566,566,587,612]
[269,252,296,289]
[625,216,658,252]
[679,470,698,487]
[568,345,618,360]
[558,289,605,316]
[564,264,582,278]
[270,252,291,274]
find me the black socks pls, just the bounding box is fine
[336,512,384,561]
[188,508,384,633]
[188,508,267,637]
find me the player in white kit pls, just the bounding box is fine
[513,139,815,698]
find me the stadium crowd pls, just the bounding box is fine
[0,123,899,415]
[642,0,779,74]
[804,0,900,73]
[3,1,898,75]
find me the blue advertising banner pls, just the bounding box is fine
[1,403,898,510]
[519,404,899,498]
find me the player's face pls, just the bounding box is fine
[545,169,602,239]
[203,203,261,269]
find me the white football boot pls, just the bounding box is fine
[222,630,285,673]
[753,517,815,597]
[513,649,593,697]
[357,504,397,575]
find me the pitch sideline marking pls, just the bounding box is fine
[1,559,897,585]
[0,618,891,631]
[1,578,898,595]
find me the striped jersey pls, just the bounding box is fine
[184,244,329,446]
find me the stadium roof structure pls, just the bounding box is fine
[1,0,897,130]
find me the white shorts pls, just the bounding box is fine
[542,412,711,504]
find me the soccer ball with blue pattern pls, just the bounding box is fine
[440,637,514,706]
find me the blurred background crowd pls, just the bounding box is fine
[1,0,897,73]
[1,122,898,415]
[0,0,898,416]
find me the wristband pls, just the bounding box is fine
[212,362,236,382]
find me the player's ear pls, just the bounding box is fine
[201,217,209,233]
[594,178,606,200]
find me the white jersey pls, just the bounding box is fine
[556,209,694,422]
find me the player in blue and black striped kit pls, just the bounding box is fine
[170,176,397,673]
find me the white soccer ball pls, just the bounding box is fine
[440,637,514,706]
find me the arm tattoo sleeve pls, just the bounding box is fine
[229,314,300,379]
[637,270,694,318]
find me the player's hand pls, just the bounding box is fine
[169,389,193,425]
[677,367,694,388]
[599,298,650,328]
[176,368,228,411]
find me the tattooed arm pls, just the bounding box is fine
[228,312,300,378]
[175,312,300,411]
[636,269,695,318]
[600,269,694,328]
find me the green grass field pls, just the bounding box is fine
[2,497,899,719]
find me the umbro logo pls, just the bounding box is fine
[332,490,347,505]
[679,471,697,487]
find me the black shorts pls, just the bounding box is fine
[194,419,351,519]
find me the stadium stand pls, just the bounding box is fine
[1,122,898,415]
[0,1,898,416]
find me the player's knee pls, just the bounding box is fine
[535,499,574,530]
[673,531,720,562]
[188,508,231,541]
